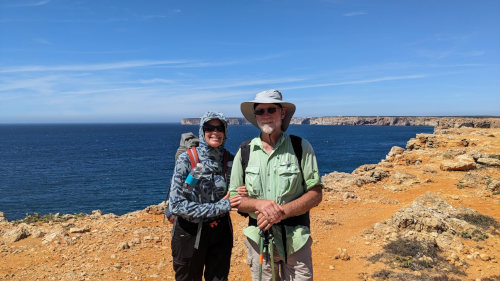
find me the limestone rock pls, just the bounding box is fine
[486,178,500,193]
[435,232,464,252]
[386,146,405,160]
[0,212,7,223]
[91,210,103,218]
[440,155,476,171]
[443,149,466,159]
[117,242,130,251]
[390,172,419,185]
[457,172,490,189]
[144,201,167,215]
[42,230,67,245]
[476,157,500,167]
[69,225,91,234]
[3,227,30,242]
[335,248,350,261]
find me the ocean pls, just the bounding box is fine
[0,124,433,221]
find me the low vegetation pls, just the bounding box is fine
[13,212,88,225]
[368,238,465,279]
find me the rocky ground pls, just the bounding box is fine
[1,127,499,281]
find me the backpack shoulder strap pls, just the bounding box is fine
[186,147,199,169]
[222,149,233,176]
[239,139,252,183]
[289,135,305,187]
[290,135,302,164]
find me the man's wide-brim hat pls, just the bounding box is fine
[241,89,296,131]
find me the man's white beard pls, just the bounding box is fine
[259,123,274,135]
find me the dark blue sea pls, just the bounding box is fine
[0,124,433,221]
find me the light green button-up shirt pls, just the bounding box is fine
[229,133,322,257]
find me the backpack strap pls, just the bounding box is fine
[186,147,199,169]
[239,139,252,183]
[240,136,303,184]
[222,149,230,176]
[289,135,305,187]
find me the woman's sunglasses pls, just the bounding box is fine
[254,107,279,116]
[203,124,225,133]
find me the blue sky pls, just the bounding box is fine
[0,0,499,123]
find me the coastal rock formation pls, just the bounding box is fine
[182,116,500,128]
[1,127,499,280]
[181,117,250,125]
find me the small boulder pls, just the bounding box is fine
[42,229,67,245]
[390,172,418,185]
[440,155,476,171]
[2,227,30,242]
[386,146,405,160]
[486,178,500,193]
[0,212,7,223]
[145,201,167,215]
[69,225,91,234]
[117,242,130,251]
[476,157,500,167]
[457,172,490,189]
[443,149,466,159]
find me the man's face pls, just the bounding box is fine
[254,103,286,135]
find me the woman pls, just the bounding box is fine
[169,111,241,281]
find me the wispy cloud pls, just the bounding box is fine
[282,74,427,90]
[9,0,52,7]
[140,14,169,20]
[343,11,367,17]
[417,49,486,60]
[194,77,308,90]
[0,60,190,73]
[0,57,274,73]
[33,38,51,45]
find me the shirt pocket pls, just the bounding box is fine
[277,164,301,195]
[244,165,262,197]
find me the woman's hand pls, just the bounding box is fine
[223,193,241,211]
[237,185,248,197]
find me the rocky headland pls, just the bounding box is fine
[1,127,500,280]
[182,116,500,129]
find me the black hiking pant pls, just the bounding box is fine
[171,215,233,281]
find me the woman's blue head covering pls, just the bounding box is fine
[197,111,228,172]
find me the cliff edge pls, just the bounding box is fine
[1,128,499,280]
[182,116,500,129]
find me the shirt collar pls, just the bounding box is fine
[251,133,287,151]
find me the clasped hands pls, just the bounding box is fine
[237,185,285,231]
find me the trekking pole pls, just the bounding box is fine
[258,231,264,281]
[265,230,276,281]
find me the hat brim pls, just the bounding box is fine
[241,102,296,131]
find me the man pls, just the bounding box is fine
[229,89,323,281]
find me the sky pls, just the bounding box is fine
[0,0,499,123]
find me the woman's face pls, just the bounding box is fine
[203,119,225,148]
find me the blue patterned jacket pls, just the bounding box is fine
[168,112,233,223]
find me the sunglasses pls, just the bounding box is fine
[203,124,225,133]
[254,107,280,116]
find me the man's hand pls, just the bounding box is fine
[236,185,248,197]
[254,200,284,225]
[256,211,275,231]
[223,193,241,211]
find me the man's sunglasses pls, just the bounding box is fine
[203,124,225,133]
[254,107,280,116]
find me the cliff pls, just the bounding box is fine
[182,116,500,129]
[1,128,500,280]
